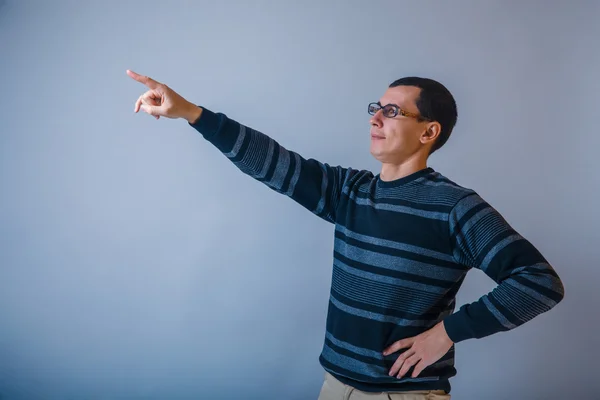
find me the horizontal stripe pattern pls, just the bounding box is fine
[192,111,564,393]
[332,265,448,315]
[334,239,466,282]
[330,294,444,327]
[333,259,450,294]
[344,188,449,220]
[336,225,456,263]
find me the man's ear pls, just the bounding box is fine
[421,122,441,146]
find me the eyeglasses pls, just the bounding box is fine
[368,102,429,121]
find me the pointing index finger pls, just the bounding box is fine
[126,69,161,89]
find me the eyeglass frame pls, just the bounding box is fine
[368,102,430,122]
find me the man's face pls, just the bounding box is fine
[369,85,430,164]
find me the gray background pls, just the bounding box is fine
[1,1,598,399]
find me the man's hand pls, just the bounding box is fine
[382,321,453,379]
[126,70,202,124]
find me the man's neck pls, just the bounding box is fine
[379,158,428,182]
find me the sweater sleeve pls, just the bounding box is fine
[442,193,565,343]
[189,106,353,224]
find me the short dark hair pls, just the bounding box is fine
[389,77,457,154]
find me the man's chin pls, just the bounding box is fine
[369,149,384,162]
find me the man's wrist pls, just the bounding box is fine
[440,321,454,344]
[184,103,203,124]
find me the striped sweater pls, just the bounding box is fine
[190,107,565,393]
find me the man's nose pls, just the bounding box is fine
[370,111,383,127]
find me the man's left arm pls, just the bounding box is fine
[442,192,565,343]
[384,192,565,379]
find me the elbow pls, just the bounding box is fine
[555,277,565,304]
[547,268,565,307]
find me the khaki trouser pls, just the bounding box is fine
[318,372,451,400]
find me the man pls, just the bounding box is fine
[127,70,564,399]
